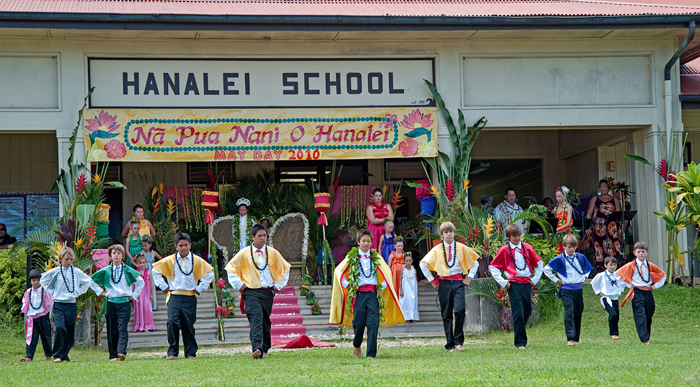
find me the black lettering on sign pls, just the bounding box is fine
[184,73,199,95]
[389,72,404,94]
[326,73,341,95]
[144,72,159,95]
[203,73,220,95]
[123,72,139,95]
[368,72,383,94]
[223,73,239,95]
[347,73,362,95]
[164,73,180,95]
[304,73,320,95]
[244,73,250,95]
[283,73,298,95]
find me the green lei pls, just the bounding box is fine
[232,214,255,253]
[345,247,387,323]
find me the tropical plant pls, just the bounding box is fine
[626,129,686,277]
[0,247,28,317]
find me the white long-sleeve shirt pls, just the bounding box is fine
[22,287,48,317]
[419,241,479,282]
[40,265,104,303]
[341,250,387,290]
[227,248,290,291]
[631,259,666,289]
[152,253,214,294]
[489,242,544,288]
[543,253,590,285]
[105,263,145,299]
[590,270,629,301]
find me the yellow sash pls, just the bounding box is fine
[421,242,478,277]
[224,246,291,288]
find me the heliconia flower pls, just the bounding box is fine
[167,199,176,215]
[382,185,387,195]
[669,199,676,212]
[92,173,101,184]
[153,198,161,215]
[392,189,402,207]
[485,218,494,238]
[430,186,439,197]
[464,180,470,191]
[151,186,158,197]
[75,173,87,196]
[159,182,164,194]
[445,179,454,202]
[217,278,226,289]
[74,238,84,249]
[657,159,669,180]
[46,259,55,271]
[87,225,97,244]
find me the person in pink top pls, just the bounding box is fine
[132,254,156,332]
[19,269,54,362]
[365,187,393,250]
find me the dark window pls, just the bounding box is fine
[187,162,235,185]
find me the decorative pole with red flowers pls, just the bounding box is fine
[202,190,226,340]
[314,192,334,284]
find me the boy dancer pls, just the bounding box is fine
[41,247,106,362]
[590,256,629,339]
[617,241,666,344]
[152,233,214,359]
[225,224,291,359]
[543,234,593,345]
[20,269,53,362]
[91,245,145,361]
[419,221,479,351]
[489,224,543,349]
[329,229,404,359]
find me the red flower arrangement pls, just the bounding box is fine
[445,179,454,202]
[75,173,87,196]
[217,278,226,289]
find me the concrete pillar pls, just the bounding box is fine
[56,129,86,215]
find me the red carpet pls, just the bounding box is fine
[269,285,334,348]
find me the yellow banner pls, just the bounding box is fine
[83,108,438,162]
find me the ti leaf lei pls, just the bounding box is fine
[345,247,387,323]
[232,214,255,252]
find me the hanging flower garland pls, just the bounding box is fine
[268,212,309,259]
[344,247,387,323]
[232,214,255,254]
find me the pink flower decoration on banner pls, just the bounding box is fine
[400,109,433,130]
[398,138,418,157]
[85,110,121,132]
[104,140,127,159]
[380,114,397,129]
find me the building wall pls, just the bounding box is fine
[0,32,683,266]
[0,132,58,193]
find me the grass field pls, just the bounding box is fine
[1,285,699,386]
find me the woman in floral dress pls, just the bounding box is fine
[586,180,623,272]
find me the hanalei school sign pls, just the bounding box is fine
[85,58,437,161]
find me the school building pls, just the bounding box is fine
[2,0,700,272]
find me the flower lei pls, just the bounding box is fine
[497,202,522,224]
[345,247,387,323]
[232,214,255,254]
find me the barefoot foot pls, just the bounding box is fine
[353,347,361,357]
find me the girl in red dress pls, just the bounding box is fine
[365,187,393,250]
[586,179,623,272]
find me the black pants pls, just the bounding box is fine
[52,302,77,361]
[561,289,584,342]
[508,282,532,348]
[603,299,620,336]
[352,290,380,358]
[632,289,655,342]
[438,279,466,349]
[243,288,274,354]
[167,295,198,357]
[106,301,131,359]
[26,313,52,359]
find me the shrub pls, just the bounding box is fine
[0,247,28,317]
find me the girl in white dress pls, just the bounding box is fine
[399,253,420,322]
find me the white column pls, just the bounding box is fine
[56,129,87,215]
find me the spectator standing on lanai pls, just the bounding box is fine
[494,188,526,235]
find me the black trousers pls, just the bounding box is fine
[26,313,52,359]
[561,289,584,342]
[508,282,532,348]
[52,302,77,361]
[167,295,198,357]
[438,279,466,349]
[603,299,620,336]
[106,301,131,359]
[352,290,380,358]
[243,288,275,354]
[632,289,655,342]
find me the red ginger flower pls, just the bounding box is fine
[217,278,226,289]
[75,173,87,195]
[657,159,669,180]
[216,306,224,318]
[668,171,677,187]
[206,169,217,191]
[445,179,455,202]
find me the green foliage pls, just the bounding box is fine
[523,235,559,264]
[465,277,506,307]
[153,218,176,257]
[0,248,28,317]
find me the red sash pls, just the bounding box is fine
[440,274,463,281]
[357,285,377,292]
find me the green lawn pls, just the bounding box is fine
[2,285,699,386]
